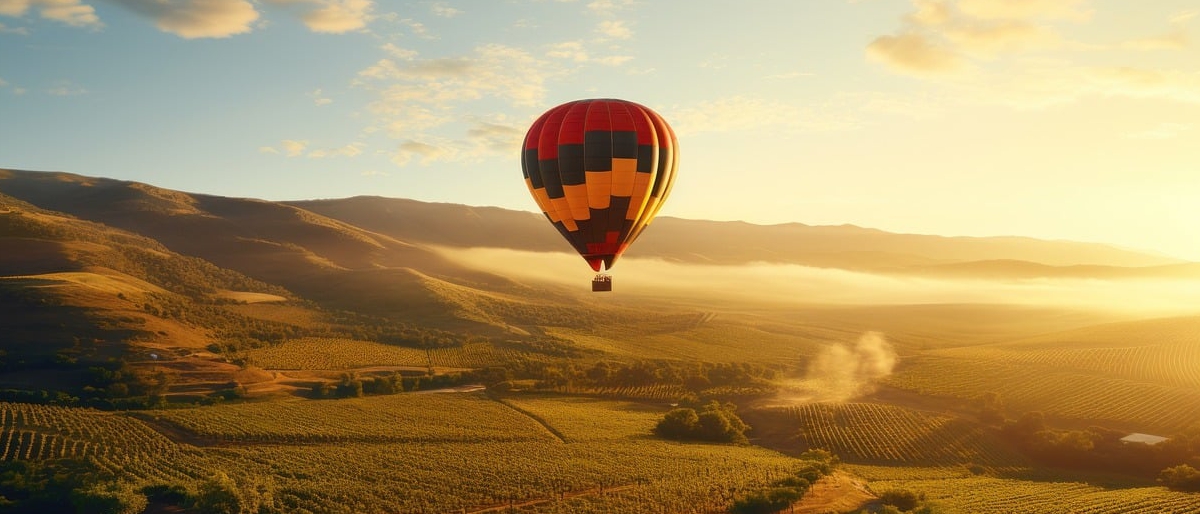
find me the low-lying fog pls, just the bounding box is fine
[436,247,1200,315]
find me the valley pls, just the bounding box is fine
[1,168,1199,513]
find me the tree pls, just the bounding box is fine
[1159,464,1200,492]
[195,473,241,514]
[653,401,749,444]
[878,489,922,511]
[654,408,699,440]
[70,482,148,514]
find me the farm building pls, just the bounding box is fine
[1120,433,1168,446]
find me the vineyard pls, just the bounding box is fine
[144,393,558,444]
[780,402,1025,467]
[884,355,1200,432]
[931,318,1200,389]
[862,472,1200,514]
[241,337,430,370]
[0,395,812,513]
[241,338,558,371]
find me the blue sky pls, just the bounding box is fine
[2,0,1199,260]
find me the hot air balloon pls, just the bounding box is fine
[521,98,678,291]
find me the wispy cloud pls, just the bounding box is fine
[465,119,524,153]
[105,0,375,37]
[281,139,308,156]
[307,142,364,158]
[596,19,630,40]
[0,21,30,34]
[429,1,460,18]
[867,0,1200,107]
[355,43,556,139]
[46,79,86,96]
[309,88,332,106]
[262,139,362,158]
[391,139,451,166]
[867,32,964,75]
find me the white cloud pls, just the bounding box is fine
[466,119,523,153]
[298,0,372,33]
[46,80,86,96]
[281,139,308,156]
[430,1,460,18]
[356,43,556,137]
[594,54,633,66]
[0,1,27,16]
[0,0,101,28]
[111,0,258,38]
[307,142,364,158]
[381,42,417,60]
[866,0,1200,109]
[391,140,452,166]
[37,0,99,27]
[586,0,633,15]
[1087,67,1200,104]
[0,21,30,34]
[309,88,332,105]
[596,19,630,39]
[546,41,588,62]
[867,32,964,75]
[1169,10,1198,25]
[258,146,280,154]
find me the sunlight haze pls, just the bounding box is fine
[1,0,1198,260]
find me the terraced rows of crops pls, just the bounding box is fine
[786,402,1024,466]
[884,356,1200,432]
[0,395,812,513]
[563,384,690,402]
[0,402,215,484]
[241,338,556,371]
[241,337,430,369]
[866,474,1200,514]
[933,340,1200,389]
[147,393,555,444]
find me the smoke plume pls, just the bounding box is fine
[806,332,897,402]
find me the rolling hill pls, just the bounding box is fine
[1,167,1195,404]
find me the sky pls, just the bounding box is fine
[1,0,1198,261]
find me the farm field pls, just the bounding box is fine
[0,395,810,513]
[854,466,1200,514]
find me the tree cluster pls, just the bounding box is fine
[654,401,749,444]
[1000,411,1200,482]
[0,459,147,514]
[1158,464,1200,492]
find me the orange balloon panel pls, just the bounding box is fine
[521,99,678,272]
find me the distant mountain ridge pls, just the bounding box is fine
[1,168,1189,278]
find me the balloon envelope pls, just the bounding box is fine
[521,99,678,272]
